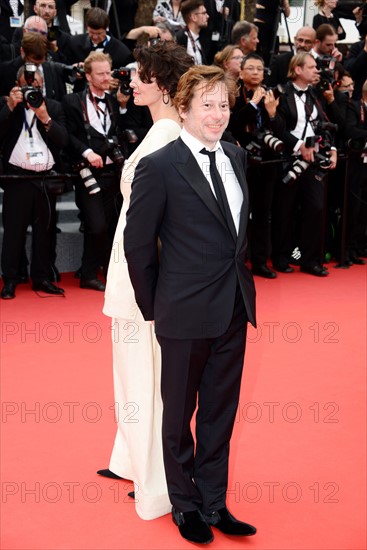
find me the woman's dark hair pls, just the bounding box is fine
[134,42,194,98]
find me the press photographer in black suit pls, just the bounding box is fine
[228,53,282,279]
[269,52,338,276]
[62,51,125,291]
[0,66,67,299]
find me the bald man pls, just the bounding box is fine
[267,26,316,86]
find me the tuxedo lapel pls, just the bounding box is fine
[172,138,232,236]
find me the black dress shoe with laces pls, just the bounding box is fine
[1,281,16,299]
[300,265,329,277]
[32,280,65,294]
[80,279,105,291]
[96,469,122,480]
[204,507,256,536]
[172,508,213,544]
[273,263,294,273]
[251,265,277,279]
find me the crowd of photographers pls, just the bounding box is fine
[0,0,366,299]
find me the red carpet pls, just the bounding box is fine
[1,265,366,549]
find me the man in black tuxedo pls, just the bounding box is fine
[124,65,256,544]
[0,66,67,299]
[64,7,132,70]
[62,51,124,291]
[269,52,338,276]
[267,26,316,87]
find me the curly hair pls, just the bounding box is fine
[173,64,239,112]
[133,42,194,98]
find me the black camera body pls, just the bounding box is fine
[316,56,338,92]
[104,136,125,167]
[111,67,131,96]
[22,63,44,108]
[245,128,285,164]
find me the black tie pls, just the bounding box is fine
[95,96,106,104]
[294,88,308,98]
[200,148,236,236]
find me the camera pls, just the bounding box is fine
[74,160,101,194]
[104,136,125,167]
[347,137,367,152]
[62,64,85,79]
[47,25,61,42]
[111,67,131,95]
[21,63,44,108]
[315,56,339,92]
[282,158,310,184]
[245,129,284,164]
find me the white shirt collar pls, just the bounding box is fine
[180,127,223,155]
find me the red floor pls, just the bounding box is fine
[1,265,366,549]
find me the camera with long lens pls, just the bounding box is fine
[104,136,125,167]
[21,63,44,108]
[282,158,310,184]
[74,160,101,194]
[245,129,285,164]
[111,67,131,95]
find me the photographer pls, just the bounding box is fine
[269,52,337,276]
[343,80,367,264]
[228,53,283,278]
[62,51,125,291]
[0,65,67,299]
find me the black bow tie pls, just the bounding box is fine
[294,88,309,97]
[94,96,106,104]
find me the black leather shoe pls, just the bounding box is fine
[80,279,105,291]
[1,281,16,299]
[350,255,366,265]
[32,280,65,294]
[300,265,329,277]
[97,469,122,480]
[251,265,277,279]
[172,508,213,544]
[128,491,135,499]
[204,507,256,536]
[273,263,294,273]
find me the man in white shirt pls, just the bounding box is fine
[124,65,257,544]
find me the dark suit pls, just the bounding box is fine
[267,50,293,87]
[124,137,256,513]
[269,82,335,268]
[62,91,123,279]
[0,97,67,282]
[345,41,367,100]
[63,33,132,67]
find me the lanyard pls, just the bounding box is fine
[89,91,108,135]
[23,109,37,140]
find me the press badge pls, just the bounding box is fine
[212,32,220,41]
[10,16,22,27]
[25,136,47,165]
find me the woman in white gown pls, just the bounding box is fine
[102,42,194,520]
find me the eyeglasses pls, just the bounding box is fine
[231,55,244,60]
[25,27,48,36]
[242,66,264,72]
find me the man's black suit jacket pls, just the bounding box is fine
[124,137,256,339]
[267,51,293,87]
[0,96,68,171]
[62,91,125,163]
[63,33,132,67]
